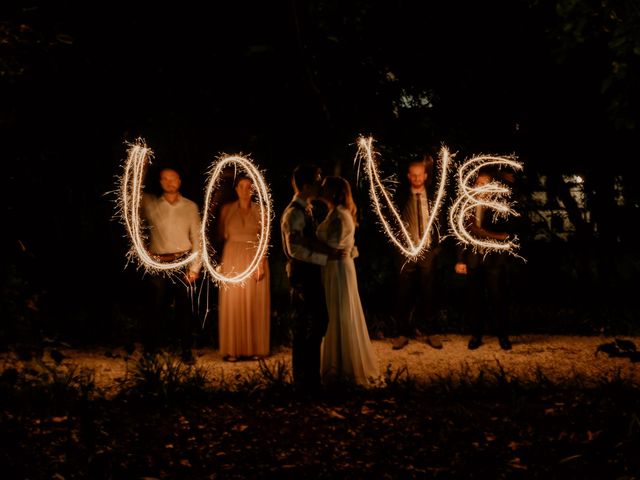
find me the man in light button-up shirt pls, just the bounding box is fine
[141,167,202,362]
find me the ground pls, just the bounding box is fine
[2,334,640,478]
[2,334,638,394]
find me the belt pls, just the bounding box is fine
[152,251,190,262]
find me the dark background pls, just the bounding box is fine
[2,0,639,346]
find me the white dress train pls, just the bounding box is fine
[316,205,379,386]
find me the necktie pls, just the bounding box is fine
[475,205,484,228]
[416,193,423,238]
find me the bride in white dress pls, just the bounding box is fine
[316,176,379,386]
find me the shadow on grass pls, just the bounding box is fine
[1,352,639,478]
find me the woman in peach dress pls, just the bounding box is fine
[217,176,270,361]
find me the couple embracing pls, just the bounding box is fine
[281,164,379,392]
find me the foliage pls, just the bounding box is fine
[532,0,640,130]
[0,242,49,345]
[0,16,74,80]
[0,352,95,408]
[118,352,209,403]
[1,358,639,478]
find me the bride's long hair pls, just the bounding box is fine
[322,176,357,224]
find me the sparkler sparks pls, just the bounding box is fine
[118,140,272,283]
[356,136,523,257]
[448,154,523,253]
[119,138,199,273]
[356,136,451,259]
[200,155,272,285]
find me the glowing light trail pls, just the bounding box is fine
[356,136,451,259]
[119,140,272,283]
[448,155,523,253]
[200,155,272,285]
[119,138,199,273]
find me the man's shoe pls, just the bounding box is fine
[468,336,483,350]
[391,336,409,350]
[425,335,443,349]
[498,337,512,351]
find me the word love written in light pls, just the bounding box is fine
[356,136,522,257]
[118,139,272,284]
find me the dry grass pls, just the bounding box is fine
[2,334,638,397]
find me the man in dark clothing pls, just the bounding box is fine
[391,155,444,351]
[280,164,343,391]
[455,167,518,351]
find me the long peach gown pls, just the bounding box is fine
[316,205,378,386]
[218,201,270,357]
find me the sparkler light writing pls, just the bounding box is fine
[356,136,451,259]
[200,155,272,285]
[119,139,199,273]
[118,139,272,283]
[356,136,523,258]
[121,135,519,274]
[448,154,522,253]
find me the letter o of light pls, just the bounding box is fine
[200,155,272,284]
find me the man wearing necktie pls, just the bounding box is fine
[391,155,444,350]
